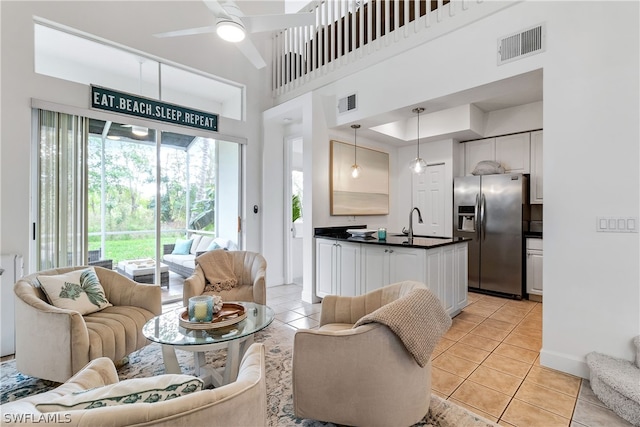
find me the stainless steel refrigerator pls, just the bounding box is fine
[453,174,529,298]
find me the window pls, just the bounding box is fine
[37,112,241,290]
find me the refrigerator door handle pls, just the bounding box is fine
[480,193,487,241]
[474,194,480,240]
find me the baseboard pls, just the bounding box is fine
[540,348,590,379]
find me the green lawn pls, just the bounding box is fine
[88,236,179,265]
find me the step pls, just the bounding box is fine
[586,351,640,425]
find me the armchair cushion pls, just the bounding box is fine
[38,267,111,315]
[36,373,203,412]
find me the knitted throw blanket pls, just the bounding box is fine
[354,288,452,367]
[196,250,238,292]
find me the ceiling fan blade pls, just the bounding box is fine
[203,0,229,18]
[243,12,315,34]
[235,38,266,69]
[153,26,217,38]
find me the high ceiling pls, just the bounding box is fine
[34,1,543,145]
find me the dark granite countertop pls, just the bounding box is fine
[314,226,470,249]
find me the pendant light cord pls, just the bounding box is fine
[351,124,361,163]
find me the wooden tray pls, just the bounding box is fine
[179,303,247,330]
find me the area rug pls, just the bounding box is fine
[1,321,497,427]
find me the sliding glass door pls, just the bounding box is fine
[36,110,241,296]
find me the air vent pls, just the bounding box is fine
[498,24,545,65]
[337,93,357,114]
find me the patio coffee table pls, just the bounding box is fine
[142,302,274,387]
[117,258,169,289]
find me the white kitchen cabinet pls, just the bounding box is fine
[360,245,388,294]
[441,246,456,315]
[388,246,427,284]
[361,245,426,294]
[496,133,530,173]
[425,242,468,317]
[526,238,543,297]
[530,130,543,204]
[316,238,469,316]
[454,243,468,313]
[315,239,336,298]
[315,239,361,298]
[464,138,495,176]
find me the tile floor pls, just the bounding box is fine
[174,283,628,427]
[5,282,632,427]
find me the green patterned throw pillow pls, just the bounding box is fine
[35,375,203,412]
[38,267,112,315]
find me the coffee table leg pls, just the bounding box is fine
[193,351,224,388]
[161,345,181,374]
[223,340,242,384]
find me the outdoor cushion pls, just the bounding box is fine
[38,267,111,315]
[172,239,193,255]
[206,240,221,251]
[189,234,203,255]
[195,236,215,253]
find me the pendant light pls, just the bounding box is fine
[351,124,361,179]
[410,107,427,174]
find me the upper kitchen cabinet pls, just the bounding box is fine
[530,130,543,204]
[462,131,536,177]
[495,133,530,174]
[464,138,495,176]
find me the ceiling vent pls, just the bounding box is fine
[498,24,545,65]
[338,93,357,114]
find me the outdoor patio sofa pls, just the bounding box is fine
[162,233,238,278]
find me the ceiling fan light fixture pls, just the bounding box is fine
[131,125,148,137]
[216,19,246,42]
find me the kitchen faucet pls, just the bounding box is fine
[408,207,423,241]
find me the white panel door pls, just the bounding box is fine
[413,163,446,237]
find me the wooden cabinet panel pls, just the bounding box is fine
[464,138,495,176]
[496,133,530,173]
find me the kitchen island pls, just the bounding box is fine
[315,227,470,317]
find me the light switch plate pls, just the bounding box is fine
[597,216,639,233]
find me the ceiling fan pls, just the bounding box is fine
[153,0,315,69]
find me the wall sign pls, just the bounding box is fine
[90,85,218,132]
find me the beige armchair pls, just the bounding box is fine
[183,250,266,306]
[1,343,267,427]
[14,266,161,383]
[293,281,441,427]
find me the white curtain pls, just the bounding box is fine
[37,109,87,269]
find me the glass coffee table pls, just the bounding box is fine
[142,302,274,387]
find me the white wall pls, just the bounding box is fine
[269,1,639,378]
[0,1,268,273]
